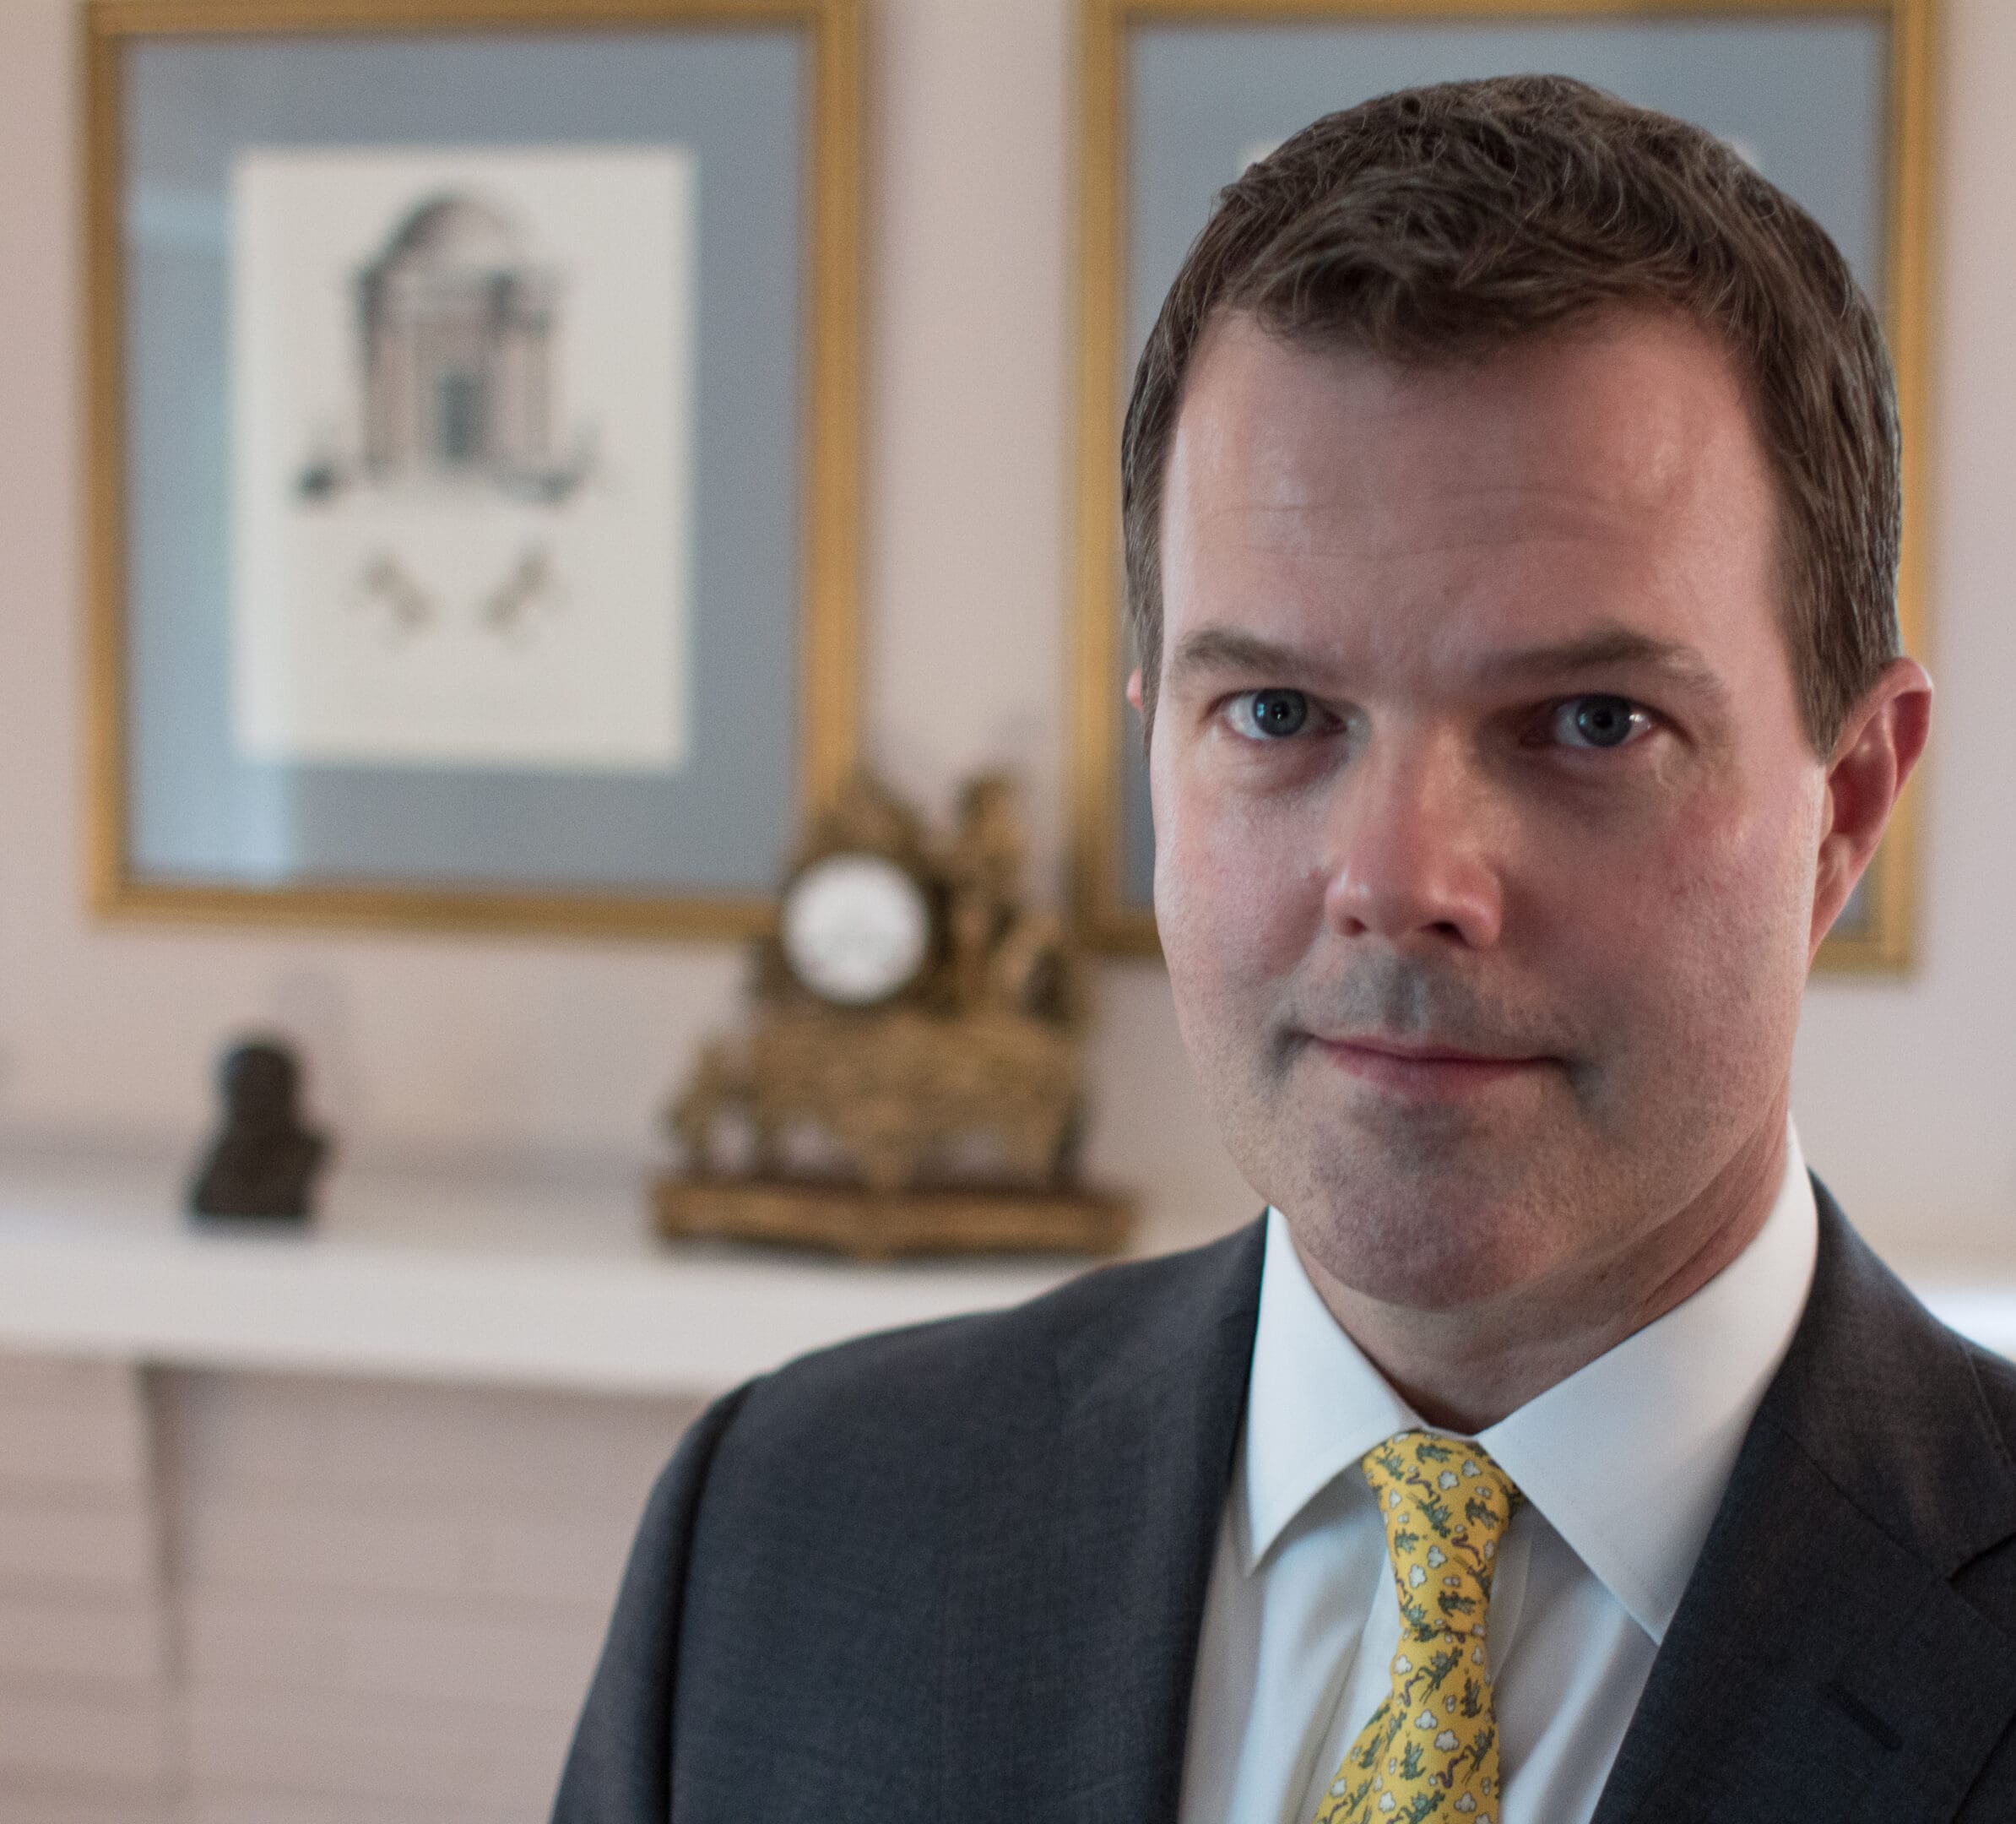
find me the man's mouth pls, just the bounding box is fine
[1307,1032,1556,1096]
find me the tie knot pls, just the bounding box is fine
[1360,1430,1521,1641]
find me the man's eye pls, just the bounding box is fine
[1226,689,1311,739]
[1550,694,1651,751]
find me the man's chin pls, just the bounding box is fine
[1293,1223,1555,1316]
[1268,1168,1569,1314]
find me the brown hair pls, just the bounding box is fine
[1121,74,1900,754]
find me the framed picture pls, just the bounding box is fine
[1071,0,1933,972]
[86,0,863,939]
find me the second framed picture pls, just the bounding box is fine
[87,0,862,939]
[1072,0,1933,971]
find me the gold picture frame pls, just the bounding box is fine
[1071,0,1936,972]
[85,0,863,941]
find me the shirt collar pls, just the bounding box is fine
[1240,1121,1818,1646]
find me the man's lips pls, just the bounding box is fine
[1308,1033,1556,1095]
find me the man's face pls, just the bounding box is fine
[1146,311,1829,1314]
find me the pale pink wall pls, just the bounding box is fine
[0,0,2008,1262]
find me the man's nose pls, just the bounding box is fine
[1319,731,1504,949]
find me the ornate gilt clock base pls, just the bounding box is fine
[654,1176,1134,1260]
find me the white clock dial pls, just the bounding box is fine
[781,854,933,1006]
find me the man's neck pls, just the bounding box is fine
[1290,1106,1792,1434]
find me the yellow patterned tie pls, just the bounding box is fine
[1311,1431,1524,1824]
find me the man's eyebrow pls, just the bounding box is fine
[1164,627,1320,684]
[1480,629,1732,708]
[1167,623,1730,704]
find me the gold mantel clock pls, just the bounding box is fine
[656,774,1134,1259]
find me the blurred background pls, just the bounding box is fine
[0,0,2011,1817]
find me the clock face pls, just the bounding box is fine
[780,853,933,1006]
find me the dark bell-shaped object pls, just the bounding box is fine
[188,1039,330,1222]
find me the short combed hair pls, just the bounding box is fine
[1121,74,1901,755]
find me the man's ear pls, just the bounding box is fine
[1125,668,1145,713]
[1810,656,1933,961]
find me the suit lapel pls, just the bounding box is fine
[938,1220,1265,1822]
[1592,1182,2016,1824]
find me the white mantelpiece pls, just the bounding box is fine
[0,1149,1087,1397]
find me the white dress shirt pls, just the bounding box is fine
[1178,1123,1818,1824]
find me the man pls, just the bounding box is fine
[555,76,2016,1823]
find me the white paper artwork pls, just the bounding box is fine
[230,146,697,773]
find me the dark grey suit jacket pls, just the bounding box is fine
[553,1181,2016,1821]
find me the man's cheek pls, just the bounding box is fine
[1650,794,1813,991]
[1162,820,1313,993]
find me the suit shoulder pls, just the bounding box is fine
[714,1220,1265,1473]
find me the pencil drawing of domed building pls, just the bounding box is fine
[301,190,592,504]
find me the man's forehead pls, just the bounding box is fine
[1150,308,1796,727]
[1165,308,1764,541]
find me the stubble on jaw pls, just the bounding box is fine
[1281,1088,1797,1432]
[1174,834,1811,1338]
